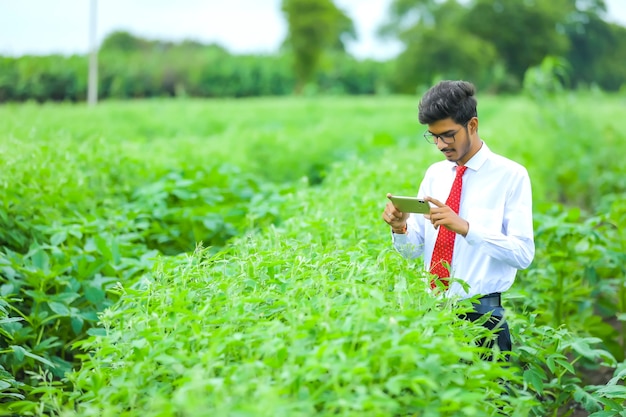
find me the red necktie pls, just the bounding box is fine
[430,165,467,290]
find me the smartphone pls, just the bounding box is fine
[388,195,431,214]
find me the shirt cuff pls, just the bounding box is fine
[464,222,485,246]
[392,230,410,244]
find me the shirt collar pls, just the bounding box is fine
[447,141,490,172]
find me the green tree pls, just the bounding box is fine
[523,55,572,98]
[559,1,626,90]
[565,13,613,88]
[462,0,571,83]
[281,0,356,93]
[100,31,150,52]
[392,27,499,93]
[380,0,499,93]
[381,0,624,92]
[594,23,626,90]
[379,0,442,35]
[100,31,179,53]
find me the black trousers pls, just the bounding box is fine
[461,311,511,361]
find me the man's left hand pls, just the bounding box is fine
[424,196,470,237]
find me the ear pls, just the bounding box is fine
[468,117,479,134]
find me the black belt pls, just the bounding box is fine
[475,292,501,307]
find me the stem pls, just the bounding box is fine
[557,356,580,381]
[618,227,626,353]
[39,314,63,326]
[5,302,30,323]
[37,324,44,346]
[555,268,563,327]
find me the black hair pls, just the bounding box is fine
[418,80,478,125]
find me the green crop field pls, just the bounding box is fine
[1,93,625,416]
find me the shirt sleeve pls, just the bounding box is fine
[392,213,425,259]
[390,177,429,259]
[463,167,535,269]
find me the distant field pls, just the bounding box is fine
[2,92,623,203]
[1,93,625,416]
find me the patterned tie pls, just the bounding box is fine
[430,165,467,290]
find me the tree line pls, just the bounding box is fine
[1,0,625,102]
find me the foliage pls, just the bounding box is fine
[463,0,571,81]
[98,30,215,55]
[26,245,531,416]
[100,47,295,99]
[3,0,626,103]
[577,362,626,416]
[0,157,292,406]
[0,50,391,102]
[1,97,407,408]
[392,27,499,94]
[523,56,572,98]
[511,316,619,416]
[0,55,87,102]
[593,23,626,91]
[281,0,356,93]
[317,53,393,95]
[382,0,626,92]
[0,95,625,414]
[381,0,501,94]
[513,205,625,362]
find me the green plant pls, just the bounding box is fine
[0,94,624,415]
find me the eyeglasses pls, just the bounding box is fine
[423,123,468,145]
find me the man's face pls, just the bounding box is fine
[426,117,479,165]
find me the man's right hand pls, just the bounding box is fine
[383,193,410,232]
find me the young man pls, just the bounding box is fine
[382,80,535,356]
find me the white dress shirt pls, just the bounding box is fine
[392,142,535,299]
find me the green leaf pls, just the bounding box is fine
[608,366,626,385]
[573,385,601,413]
[31,249,50,274]
[596,385,626,397]
[85,286,105,305]
[589,411,620,417]
[0,317,23,325]
[50,232,67,246]
[71,316,84,334]
[575,238,590,253]
[523,368,544,392]
[555,359,576,374]
[384,376,403,395]
[80,311,99,322]
[87,328,107,337]
[48,301,70,316]
[1,283,15,297]
[11,345,24,361]
[596,397,624,410]
[569,338,602,358]
[68,229,83,239]
[11,346,54,367]
[54,292,81,305]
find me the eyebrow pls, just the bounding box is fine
[427,128,457,135]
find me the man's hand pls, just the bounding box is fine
[424,196,470,236]
[383,193,410,232]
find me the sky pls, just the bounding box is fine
[1,0,626,60]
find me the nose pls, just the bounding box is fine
[435,137,448,150]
